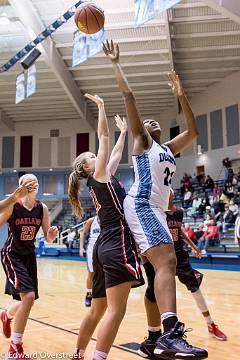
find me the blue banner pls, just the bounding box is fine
[134,0,155,28]
[15,72,25,104]
[27,64,36,98]
[72,30,87,67]
[89,28,105,57]
[159,0,181,12]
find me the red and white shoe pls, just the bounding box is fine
[0,310,12,338]
[8,341,32,359]
[208,323,227,341]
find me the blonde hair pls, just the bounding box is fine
[68,152,91,219]
[19,173,38,186]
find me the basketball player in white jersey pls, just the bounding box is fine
[79,216,100,306]
[104,40,208,359]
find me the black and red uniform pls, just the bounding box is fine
[1,200,43,300]
[87,175,144,298]
[167,209,203,293]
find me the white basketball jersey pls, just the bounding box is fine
[88,216,100,247]
[128,141,176,211]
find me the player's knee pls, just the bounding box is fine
[143,262,156,303]
[21,292,35,307]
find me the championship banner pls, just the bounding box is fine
[134,0,155,28]
[15,72,25,104]
[27,64,36,98]
[89,28,105,57]
[159,0,182,12]
[72,31,87,67]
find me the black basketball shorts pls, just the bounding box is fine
[1,250,39,301]
[92,222,144,298]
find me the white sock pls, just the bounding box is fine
[161,312,177,322]
[192,289,213,325]
[148,326,161,332]
[86,288,92,294]
[12,332,23,344]
[92,350,108,360]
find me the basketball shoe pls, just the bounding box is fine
[154,322,208,359]
[138,338,158,359]
[9,342,31,360]
[208,323,227,341]
[0,310,12,338]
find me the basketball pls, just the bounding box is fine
[74,3,105,34]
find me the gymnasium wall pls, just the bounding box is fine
[0,70,240,188]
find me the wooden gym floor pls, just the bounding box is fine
[0,259,239,359]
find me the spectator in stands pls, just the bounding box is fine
[197,219,219,254]
[183,173,192,190]
[222,204,235,233]
[182,223,197,243]
[183,187,192,208]
[190,195,201,222]
[213,184,222,201]
[194,223,205,242]
[229,200,239,221]
[235,212,240,246]
[203,175,214,192]
[219,191,230,205]
[224,180,234,199]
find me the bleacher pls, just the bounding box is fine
[53,198,95,230]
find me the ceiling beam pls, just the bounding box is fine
[203,0,240,26]
[0,109,15,130]
[8,0,95,130]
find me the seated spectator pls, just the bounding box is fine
[223,204,235,232]
[203,175,214,192]
[235,212,240,246]
[190,195,202,221]
[219,191,230,205]
[197,219,219,254]
[183,187,192,208]
[229,200,239,221]
[224,180,234,199]
[67,227,76,249]
[183,223,197,243]
[195,223,205,241]
[213,184,222,201]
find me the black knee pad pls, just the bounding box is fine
[143,261,156,303]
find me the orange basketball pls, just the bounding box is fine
[74,3,105,34]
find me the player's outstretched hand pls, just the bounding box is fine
[103,40,119,63]
[114,114,127,132]
[47,226,58,243]
[168,69,184,97]
[84,93,104,107]
[13,180,38,201]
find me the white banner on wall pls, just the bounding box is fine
[27,64,36,98]
[159,0,182,12]
[15,72,25,104]
[134,0,155,28]
[72,31,87,67]
[89,28,105,57]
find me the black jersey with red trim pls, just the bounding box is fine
[3,200,43,256]
[87,175,126,229]
[166,209,184,252]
